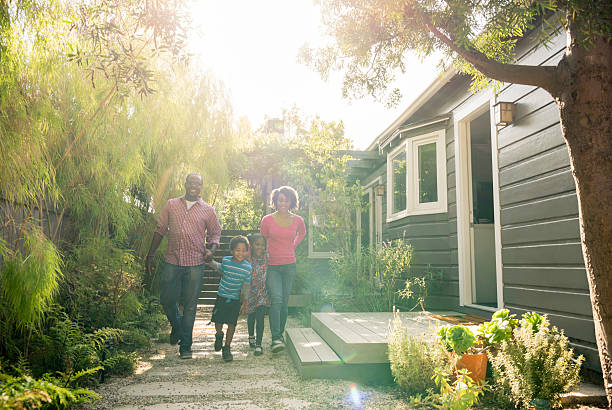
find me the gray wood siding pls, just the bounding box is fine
[495,27,594,364]
[376,124,460,310]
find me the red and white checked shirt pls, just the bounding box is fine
[154,197,221,266]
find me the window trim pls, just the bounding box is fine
[386,143,409,221]
[386,130,447,222]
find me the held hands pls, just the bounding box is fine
[203,248,214,262]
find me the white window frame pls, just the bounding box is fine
[386,144,409,221]
[386,130,447,222]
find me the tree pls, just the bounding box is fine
[304,0,612,403]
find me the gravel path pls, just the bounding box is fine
[89,306,411,409]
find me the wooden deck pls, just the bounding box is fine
[286,311,480,383]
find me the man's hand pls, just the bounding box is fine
[203,248,214,262]
[145,254,155,276]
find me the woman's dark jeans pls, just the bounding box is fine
[266,263,296,341]
[159,262,204,351]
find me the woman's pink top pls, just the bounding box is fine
[260,213,306,265]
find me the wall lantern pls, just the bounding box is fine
[494,101,516,126]
[375,184,385,196]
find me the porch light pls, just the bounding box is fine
[375,184,385,196]
[494,101,516,126]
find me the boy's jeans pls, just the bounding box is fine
[160,262,204,351]
[266,263,296,341]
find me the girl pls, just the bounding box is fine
[259,186,306,352]
[242,233,269,356]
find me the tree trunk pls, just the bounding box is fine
[556,36,612,405]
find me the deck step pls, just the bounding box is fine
[285,328,343,379]
[285,327,395,383]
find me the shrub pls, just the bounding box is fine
[0,366,101,408]
[102,352,139,376]
[330,239,413,311]
[489,315,583,408]
[409,368,488,410]
[388,314,453,395]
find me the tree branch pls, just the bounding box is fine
[424,21,561,95]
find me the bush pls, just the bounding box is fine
[331,239,413,311]
[388,314,453,395]
[489,315,583,408]
[103,352,139,376]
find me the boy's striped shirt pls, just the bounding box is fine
[214,256,252,300]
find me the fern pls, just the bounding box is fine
[87,327,124,351]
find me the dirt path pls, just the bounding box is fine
[91,307,409,409]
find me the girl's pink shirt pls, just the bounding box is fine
[259,214,306,265]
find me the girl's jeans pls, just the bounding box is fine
[266,263,296,341]
[159,262,204,351]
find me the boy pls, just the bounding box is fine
[208,235,252,362]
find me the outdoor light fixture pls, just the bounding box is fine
[375,184,385,196]
[494,101,516,126]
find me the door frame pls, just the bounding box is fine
[453,91,504,310]
[364,177,383,249]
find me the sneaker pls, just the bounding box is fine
[271,339,285,353]
[222,346,233,362]
[214,332,224,352]
[248,336,256,348]
[254,345,263,356]
[169,326,180,345]
[179,348,192,359]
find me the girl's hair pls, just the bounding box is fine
[247,233,266,247]
[229,235,249,251]
[270,186,299,210]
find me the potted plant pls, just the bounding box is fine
[437,325,488,383]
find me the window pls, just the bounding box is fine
[390,150,407,214]
[308,204,361,258]
[386,130,447,221]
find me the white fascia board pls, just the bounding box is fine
[366,68,458,152]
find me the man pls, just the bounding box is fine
[146,173,221,359]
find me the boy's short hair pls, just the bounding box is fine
[229,235,249,251]
[247,233,266,247]
[270,186,299,210]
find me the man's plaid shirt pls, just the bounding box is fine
[154,196,221,266]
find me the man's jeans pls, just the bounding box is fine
[266,263,296,341]
[160,262,204,350]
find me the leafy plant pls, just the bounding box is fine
[437,325,476,355]
[397,266,442,311]
[489,315,583,408]
[330,239,414,312]
[102,352,139,377]
[477,309,518,346]
[388,313,453,394]
[0,367,101,409]
[0,228,62,332]
[409,367,488,410]
[521,312,545,334]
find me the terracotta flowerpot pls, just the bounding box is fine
[456,352,488,384]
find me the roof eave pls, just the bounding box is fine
[366,67,458,151]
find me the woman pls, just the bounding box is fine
[259,186,306,352]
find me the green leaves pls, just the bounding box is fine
[477,308,518,346]
[0,228,62,331]
[437,325,476,355]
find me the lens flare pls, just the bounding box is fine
[348,383,362,409]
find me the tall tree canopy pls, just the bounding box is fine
[304,0,612,403]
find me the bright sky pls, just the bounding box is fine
[187,1,440,150]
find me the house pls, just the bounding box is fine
[350,24,599,370]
